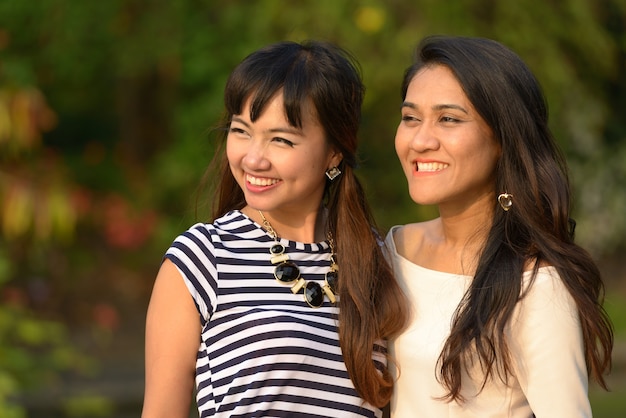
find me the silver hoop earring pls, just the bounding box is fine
[325,166,341,181]
[498,193,513,211]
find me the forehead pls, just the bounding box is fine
[405,65,472,107]
[410,64,456,88]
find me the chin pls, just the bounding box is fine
[408,192,437,206]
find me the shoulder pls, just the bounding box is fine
[388,221,429,244]
[172,210,265,247]
[388,220,437,258]
[523,265,564,289]
[519,266,578,315]
[522,257,551,272]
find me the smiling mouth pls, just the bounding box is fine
[246,174,280,186]
[414,162,449,172]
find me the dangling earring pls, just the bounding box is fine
[325,166,341,180]
[498,192,513,211]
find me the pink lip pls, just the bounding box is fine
[244,174,281,193]
[246,182,279,193]
[410,159,449,176]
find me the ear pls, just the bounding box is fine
[327,149,343,170]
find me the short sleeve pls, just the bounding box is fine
[164,223,219,324]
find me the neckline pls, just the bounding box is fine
[387,225,555,278]
[235,210,331,249]
[386,225,471,278]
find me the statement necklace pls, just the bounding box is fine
[258,211,338,308]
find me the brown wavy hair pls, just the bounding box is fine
[200,40,410,407]
[401,35,613,402]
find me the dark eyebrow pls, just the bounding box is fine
[268,127,303,136]
[231,115,304,136]
[400,101,417,110]
[434,104,469,114]
[401,101,469,115]
[231,116,251,127]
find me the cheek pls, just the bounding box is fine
[482,141,501,173]
[225,138,240,164]
[394,128,403,156]
[394,130,410,162]
[467,149,499,184]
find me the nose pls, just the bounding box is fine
[408,123,440,152]
[241,140,271,171]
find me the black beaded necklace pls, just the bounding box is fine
[258,210,338,308]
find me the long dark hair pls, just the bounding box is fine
[202,40,409,407]
[401,35,613,402]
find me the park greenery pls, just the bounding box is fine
[1,0,625,415]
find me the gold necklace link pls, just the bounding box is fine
[257,210,338,307]
[258,210,278,240]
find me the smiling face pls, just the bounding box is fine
[226,92,341,219]
[395,64,501,212]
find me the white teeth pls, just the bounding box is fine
[415,162,448,172]
[247,174,279,186]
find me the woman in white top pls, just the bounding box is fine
[387,35,613,417]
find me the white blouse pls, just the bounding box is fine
[386,226,590,418]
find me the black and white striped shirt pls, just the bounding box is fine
[165,210,382,417]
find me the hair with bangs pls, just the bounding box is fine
[200,40,410,408]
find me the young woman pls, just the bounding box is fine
[387,35,613,417]
[142,40,409,418]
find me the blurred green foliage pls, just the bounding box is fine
[3,0,626,252]
[1,0,625,415]
[0,248,95,416]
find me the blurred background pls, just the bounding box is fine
[1,0,625,416]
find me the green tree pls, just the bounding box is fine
[1,0,624,414]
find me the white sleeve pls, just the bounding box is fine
[165,223,219,323]
[507,267,591,418]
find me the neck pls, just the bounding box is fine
[431,202,494,274]
[437,195,495,248]
[438,214,491,250]
[243,206,327,243]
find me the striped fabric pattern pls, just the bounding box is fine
[165,210,382,418]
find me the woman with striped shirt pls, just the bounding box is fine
[142,40,410,418]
